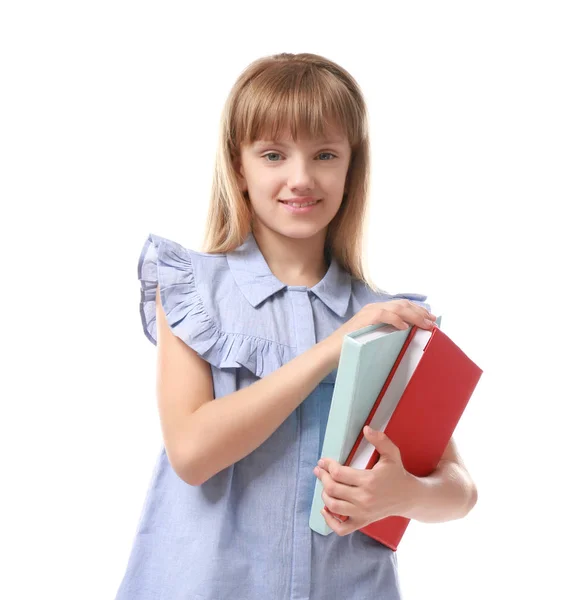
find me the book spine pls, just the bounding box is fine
[345,326,419,468]
[309,336,363,536]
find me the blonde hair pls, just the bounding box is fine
[202,52,378,289]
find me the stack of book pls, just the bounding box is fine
[309,319,482,550]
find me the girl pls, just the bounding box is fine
[116,52,477,600]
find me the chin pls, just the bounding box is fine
[252,210,337,241]
[272,222,329,241]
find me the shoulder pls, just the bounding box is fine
[137,233,293,378]
[140,232,229,278]
[139,232,239,314]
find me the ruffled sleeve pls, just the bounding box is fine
[137,234,294,378]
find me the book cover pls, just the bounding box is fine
[328,325,482,550]
[308,319,442,535]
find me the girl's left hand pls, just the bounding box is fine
[314,426,418,536]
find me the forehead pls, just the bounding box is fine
[251,117,348,144]
[251,130,349,147]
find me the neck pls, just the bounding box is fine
[252,224,329,288]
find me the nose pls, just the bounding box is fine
[287,156,315,192]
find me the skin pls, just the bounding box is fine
[156,123,477,535]
[235,127,351,287]
[229,126,478,533]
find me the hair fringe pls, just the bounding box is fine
[201,52,382,293]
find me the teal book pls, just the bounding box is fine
[309,317,442,536]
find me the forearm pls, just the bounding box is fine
[403,460,478,524]
[183,337,339,485]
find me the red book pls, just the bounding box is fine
[327,325,483,550]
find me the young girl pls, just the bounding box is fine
[116,52,477,600]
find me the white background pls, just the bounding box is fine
[1,1,583,598]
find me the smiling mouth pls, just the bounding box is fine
[278,199,321,208]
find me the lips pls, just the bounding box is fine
[278,198,321,208]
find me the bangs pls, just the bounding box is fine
[208,53,371,283]
[232,63,364,149]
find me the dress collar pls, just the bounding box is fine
[226,232,352,318]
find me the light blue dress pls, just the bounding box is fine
[115,232,429,600]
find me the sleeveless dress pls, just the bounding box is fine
[115,231,429,600]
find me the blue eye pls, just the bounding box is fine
[263,152,336,162]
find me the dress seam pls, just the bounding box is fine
[288,292,302,600]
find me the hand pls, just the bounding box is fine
[323,299,437,366]
[314,426,419,536]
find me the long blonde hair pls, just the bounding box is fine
[202,52,377,289]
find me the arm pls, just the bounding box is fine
[403,437,478,523]
[155,288,436,486]
[155,286,338,486]
[317,433,478,534]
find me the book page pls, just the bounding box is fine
[350,329,432,470]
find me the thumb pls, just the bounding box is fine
[363,426,401,462]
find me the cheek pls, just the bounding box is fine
[248,173,280,198]
[247,189,279,217]
[325,169,348,193]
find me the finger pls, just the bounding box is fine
[383,300,436,331]
[316,467,361,507]
[396,299,435,322]
[388,298,435,319]
[321,489,357,517]
[320,508,358,536]
[317,459,367,487]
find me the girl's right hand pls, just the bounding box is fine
[323,300,437,366]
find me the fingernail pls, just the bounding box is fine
[318,459,325,467]
[424,319,434,327]
[313,466,319,476]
